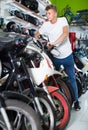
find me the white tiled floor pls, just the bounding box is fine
[66,91,88,130]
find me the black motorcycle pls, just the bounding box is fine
[0,32,56,130]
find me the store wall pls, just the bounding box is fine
[50,0,88,16]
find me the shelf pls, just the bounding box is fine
[3,0,52,30]
[38,0,51,6]
[6,0,46,22]
[5,16,40,29]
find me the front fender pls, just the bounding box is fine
[47,86,59,94]
[2,91,31,104]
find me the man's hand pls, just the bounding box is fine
[34,31,40,38]
[47,43,54,50]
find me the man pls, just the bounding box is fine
[35,4,81,110]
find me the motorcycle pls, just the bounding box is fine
[62,5,88,25]
[0,32,56,130]
[24,43,71,130]
[69,32,88,93]
[73,47,88,92]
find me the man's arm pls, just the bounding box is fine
[49,25,69,46]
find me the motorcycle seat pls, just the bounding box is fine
[0,32,19,52]
[0,36,15,44]
[0,36,15,52]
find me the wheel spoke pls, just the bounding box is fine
[13,112,22,129]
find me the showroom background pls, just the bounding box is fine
[0,0,88,39]
[50,0,88,16]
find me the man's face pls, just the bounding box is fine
[46,9,57,22]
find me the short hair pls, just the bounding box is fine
[45,4,58,13]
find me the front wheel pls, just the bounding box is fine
[47,75,73,106]
[38,94,56,130]
[55,77,73,106]
[0,99,42,130]
[50,90,71,130]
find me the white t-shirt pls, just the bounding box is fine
[39,17,72,59]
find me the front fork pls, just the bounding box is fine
[0,95,13,130]
[34,96,44,115]
[42,82,58,110]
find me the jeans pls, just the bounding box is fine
[52,54,78,101]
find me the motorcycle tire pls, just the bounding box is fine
[76,71,87,94]
[0,99,42,130]
[61,77,75,102]
[50,89,71,130]
[37,93,56,130]
[48,75,73,106]
[54,76,73,106]
[76,75,83,97]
